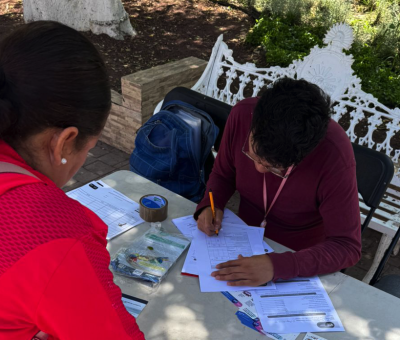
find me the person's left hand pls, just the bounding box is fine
[211,254,274,287]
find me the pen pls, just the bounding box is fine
[209,189,218,236]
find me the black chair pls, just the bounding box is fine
[352,143,394,233]
[370,217,400,290]
[341,144,394,276]
[372,274,400,297]
[163,87,232,182]
[351,143,400,291]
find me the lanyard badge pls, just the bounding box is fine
[260,165,294,228]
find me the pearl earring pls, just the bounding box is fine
[61,158,67,165]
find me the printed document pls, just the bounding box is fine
[172,209,245,238]
[121,294,148,318]
[222,291,299,340]
[172,211,274,276]
[67,180,144,240]
[252,277,344,333]
[195,226,275,292]
[173,209,246,275]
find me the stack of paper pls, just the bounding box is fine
[222,291,299,340]
[194,225,276,292]
[251,277,344,334]
[173,210,344,337]
[172,209,274,276]
[222,276,344,335]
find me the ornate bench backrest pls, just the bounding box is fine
[192,23,400,184]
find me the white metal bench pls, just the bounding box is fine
[155,23,400,283]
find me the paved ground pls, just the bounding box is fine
[63,141,131,192]
[63,141,400,283]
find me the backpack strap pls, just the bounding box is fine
[0,161,40,180]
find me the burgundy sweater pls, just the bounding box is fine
[196,97,361,280]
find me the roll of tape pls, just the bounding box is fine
[139,194,168,222]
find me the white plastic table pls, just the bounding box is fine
[104,171,400,340]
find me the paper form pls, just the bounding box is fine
[173,209,247,275]
[121,294,148,318]
[222,291,299,340]
[252,277,344,334]
[67,180,144,240]
[172,211,274,276]
[195,226,276,292]
[230,291,299,340]
[172,208,245,238]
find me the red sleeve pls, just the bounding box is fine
[194,104,239,218]
[269,165,362,280]
[35,235,145,340]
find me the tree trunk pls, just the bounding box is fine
[23,0,136,40]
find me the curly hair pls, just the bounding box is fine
[250,77,332,168]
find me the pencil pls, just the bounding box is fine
[209,189,218,236]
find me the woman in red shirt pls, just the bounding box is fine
[0,22,144,340]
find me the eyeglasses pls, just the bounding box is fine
[241,130,291,179]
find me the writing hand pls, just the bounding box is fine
[197,207,223,236]
[211,254,274,286]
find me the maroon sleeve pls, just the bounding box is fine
[269,165,362,280]
[194,104,239,219]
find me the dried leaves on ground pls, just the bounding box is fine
[0,0,266,92]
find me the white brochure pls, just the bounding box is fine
[232,291,299,340]
[227,291,299,340]
[252,277,345,334]
[172,211,274,276]
[67,180,144,240]
[195,226,276,292]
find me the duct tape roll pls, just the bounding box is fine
[139,194,168,222]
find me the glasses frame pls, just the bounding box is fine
[241,130,291,179]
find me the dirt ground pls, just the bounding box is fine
[0,0,265,92]
[0,0,398,155]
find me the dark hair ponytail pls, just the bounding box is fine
[0,66,16,135]
[0,21,111,148]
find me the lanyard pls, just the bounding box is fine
[260,165,294,228]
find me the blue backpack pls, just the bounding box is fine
[129,100,219,203]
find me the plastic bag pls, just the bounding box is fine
[110,224,190,287]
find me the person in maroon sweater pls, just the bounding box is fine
[195,78,361,285]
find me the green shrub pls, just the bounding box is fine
[259,0,314,24]
[246,15,400,108]
[247,17,325,66]
[349,42,400,108]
